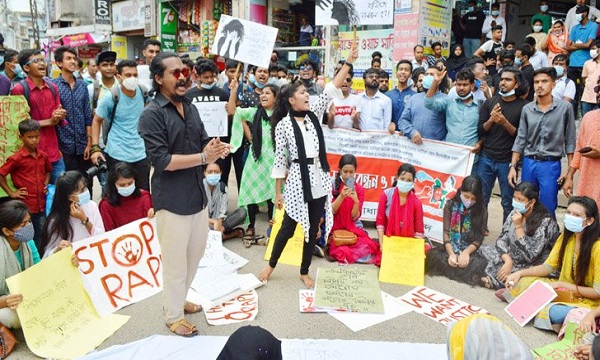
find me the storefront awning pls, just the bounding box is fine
[61,32,111,47]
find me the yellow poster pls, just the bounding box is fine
[264,207,304,266]
[379,236,425,286]
[6,248,129,359]
[111,35,128,60]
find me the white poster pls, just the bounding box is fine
[204,290,259,326]
[199,230,226,267]
[316,0,394,26]
[193,101,228,137]
[211,15,278,69]
[73,219,162,316]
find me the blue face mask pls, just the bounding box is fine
[77,189,91,205]
[460,193,475,209]
[248,74,256,84]
[117,183,136,197]
[468,6,474,12]
[492,10,500,16]
[474,79,481,89]
[200,82,216,90]
[564,214,588,233]
[456,91,473,100]
[512,199,529,214]
[252,78,266,89]
[13,223,34,243]
[396,180,414,193]
[553,65,565,77]
[12,64,23,77]
[499,88,516,97]
[422,75,434,90]
[73,70,80,78]
[206,174,221,186]
[514,57,522,67]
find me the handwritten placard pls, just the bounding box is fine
[379,236,424,286]
[399,287,487,326]
[264,207,304,266]
[73,218,163,316]
[6,248,129,359]
[505,280,557,327]
[193,101,228,137]
[0,96,30,196]
[204,290,259,326]
[299,290,328,313]
[314,268,384,313]
[316,0,393,26]
[211,15,278,69]
[199,230,227,267]
[533,322,586,359]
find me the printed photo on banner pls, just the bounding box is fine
[315,0,393,26]
[211,15,278,69]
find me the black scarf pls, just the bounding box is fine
[289,109,330,203]
[251,107,270,161]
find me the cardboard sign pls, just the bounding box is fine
[399,287,487,326]
[211,15,278,69]
[379,237,425,286]
[314,268,384,313]
[199,230,227,267]
[264,207,304,266]
[505,280,557,327]
[204,290,258,326]
[192,101,228,137]
[6,248,129,359]
[532,322,587,359]
[73,219,162,316]
[316,0,393,26]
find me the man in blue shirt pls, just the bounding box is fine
[52,46,94,193]
[90,59,150,190]
[0,49,25,91]
[386,60,414,130]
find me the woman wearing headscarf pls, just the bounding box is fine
[540,20,569,64]
[446,44,468,82]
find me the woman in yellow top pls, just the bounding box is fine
[503,196,600,332]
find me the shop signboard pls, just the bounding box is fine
[94,0,111,26]
[160,2,178,51]
[112,0,145,32]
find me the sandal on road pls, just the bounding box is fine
[167,319,198,337]
[184,301,202,314]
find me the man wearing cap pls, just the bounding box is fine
[565,0,600,31]
[88,51,118,113]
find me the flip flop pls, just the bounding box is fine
[167,319,198,337]
[184,301,203,314]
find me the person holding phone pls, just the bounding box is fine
[328,155,379,264]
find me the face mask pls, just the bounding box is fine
[117,183,136,197]
[253,79,266,89]
[73,70,80,78]
[499,88,516,97]
[576,14,584,23]
[492,10,500,16]
[468,6,474,12]
[206,174,221,186]
[457,91,473,100]
[77,189,91,205]
[553,65,565,77]
[591,49,599,59]
[533,25,543,32]
[474,79,481,89]
[396,180,414,193]
[122,76,139,91]
[541,5,549,12]
[12,64,23,76]
[514,57,522,66]
[200,81,216,90]
[564,214,588,233]
[13,223,34,243]
[512,199,529,214]
[248,74,256,84]
[422,75,434,90]
[268,77,279,85]
[460,193,475,209]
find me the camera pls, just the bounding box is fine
[86,158,108,177]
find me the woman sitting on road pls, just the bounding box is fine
[479,182,559,289]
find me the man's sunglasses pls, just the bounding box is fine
[300,65,313,71]
[172,67,191,78]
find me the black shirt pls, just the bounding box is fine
[478,95,529,162]
[138,93,210,215]
[185,86,232,141]
[462,10,486,39]
[521,64,535,101]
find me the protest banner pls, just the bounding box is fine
[418,0,452,56]
[188,273,262,310]
[338,29,394,81]
[533,322,587,359]
[314,267,384,313]
[6,248,129,359]
[204,290,259,326]
[399,287,487,326]
[0,96,30,197]
[72,218,162,316]
[192,102,228,137]
[379,237,425,286]
[323,127,475,242]
[316,0,393,26]
[199,230,227,267]
[505,280,557,327]
[211,15,278,69]
[264,207,304,266]
[393,12,419,63]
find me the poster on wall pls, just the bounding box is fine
[418,0,452,56]
[393,13,419,63]
[316,0,393,26]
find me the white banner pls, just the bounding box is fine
[193,101,228,137]
[73,219,162,316]
[204,290,258,326]
[316,0,394,26]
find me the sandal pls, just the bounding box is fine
[184,301,203,314]
[167,319,198,337]
[243,228,267,247]
[480,276,493,289]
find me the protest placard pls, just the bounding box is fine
[264,207,304,266]
[204,290,259,326]
[505,280,557,327]
[199,230,227,267]
[314,267,384,313]
[211,15,278,69]
[6,248,129,359]
[299,290,329,313]
[337,29,394,81]
[532,322,586,359]
[192,101,228,137]
[0,96,30,196]
[72,218,162,316]
[399,287,487,326]
[188,273,263,310]
[323,127,475,242]
[379,237,425,286]
[315,0,393,26]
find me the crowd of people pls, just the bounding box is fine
[0,1,598,355]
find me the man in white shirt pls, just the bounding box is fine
[356,68,393,133]
[411,45,429,70]
[552,54,577,103]
[327,67,360,129]
[137,39,161,90]
[482,2,506,41]
[525,36,549,70]
[565,0,600,31]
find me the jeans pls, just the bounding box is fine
[581,102,598,118]
[50,157,66,184]
[222,208,247,232]
[463,38,481,57]
[549,304,575,324]
[30,211,46,250]
[521,157,561,217]
[476,154,514,223]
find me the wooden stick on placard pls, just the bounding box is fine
[353,25,357,47]
[234,62,242,81]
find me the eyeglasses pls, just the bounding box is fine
[172,67,191,78]
[299,65,313,71]
[25,58,44,66]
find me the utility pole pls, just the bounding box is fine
[29,0,39,48]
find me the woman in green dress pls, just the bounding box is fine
[229,81,279,245]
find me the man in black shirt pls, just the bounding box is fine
[138,52,230,337]
[477,67,529,224]
[515,43,535,101]
[461,1,486,57]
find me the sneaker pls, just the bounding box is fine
[313,245,325,258]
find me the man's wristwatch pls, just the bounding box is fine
[81,217,89,226]
[201,152,207,166]
[509,163,518,169]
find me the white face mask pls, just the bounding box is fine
[533,25,543,33]
[540,5,549,12]
[122,76,139,91]
[591,49,599,59]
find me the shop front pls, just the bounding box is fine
[111,0,148,61]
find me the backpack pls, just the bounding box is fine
[19,78,57,102]
[102,84,149,144]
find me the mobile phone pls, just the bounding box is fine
[345,177,355,191]
[579,146,592,153]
